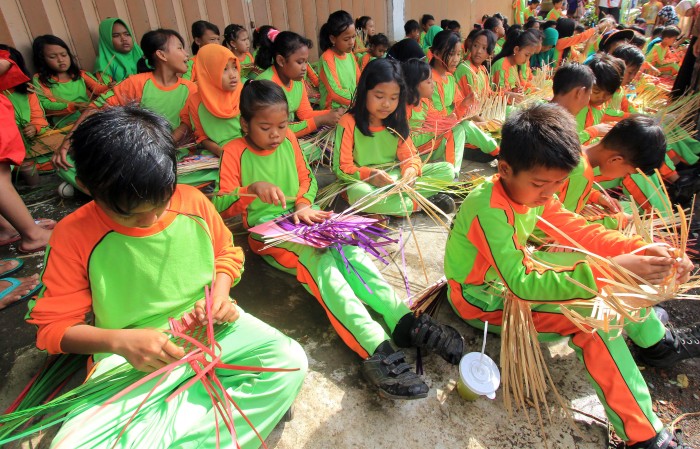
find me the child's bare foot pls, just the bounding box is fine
[18,227,52,254]
[0,274,40,309]
[0,219,55,247]
[0,259,21,276]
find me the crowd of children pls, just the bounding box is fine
[1,3,700,448]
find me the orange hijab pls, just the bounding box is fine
[194,45,242,119]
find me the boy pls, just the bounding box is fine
[577,54,625,145]
[646,26,664,53]
[546,0,565,21]
[420,14,436,47]
[514,0,529,25]
[642,0,664,31]
[444,102,697,449]
[27,106,307,448]
[526,0,542,21]
[646,26,682,76]
[404,19,421,42]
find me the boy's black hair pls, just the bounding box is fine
[32,35,82,85]
[600,115,666,174]
[440,19,450,29]
[348,58,409,139]
[611,44,645,69]
[319,10,354,52]
[402,58,431,106]
[500,103,580,174]
[494,28,541,62]
[429,29,461,68]
[552,0,564,4]
[585,53,624,94]
[404,19,421,36]
[634,18,647,26]
[71,105,177,215]
[552,63,594,95]
[253,25,276,51]
[447,20,461,31]
[651,26,664,38]
[368,33,390,48]
[525,18,540,29]
[255,30,313,70]
[467,29,497,55]
[191,20,219,55]
[629,26,646,35]
[239,79,288,123]
[137,29,186,73]
[387,38,425,61]
[530,0,541,4]
[0,44,31,94]
[483,17,503,33]
[574,24,585,33]
[630,35,647,48]
[223,24,246,49]
[661,26,681,39]
[421,14,435,26]
[542,20,558,30]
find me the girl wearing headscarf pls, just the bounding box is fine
[94,18,144,83]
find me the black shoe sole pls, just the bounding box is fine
[376,388,429,400]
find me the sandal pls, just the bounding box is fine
[0,258,24,278]
[0,277,42,310]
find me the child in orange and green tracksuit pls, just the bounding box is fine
[255,31,344,163]
[26,105,307,449]
[513,0,528,24]
[333,59,455,217]
[545,0,565,20]
[358,33,389,71]
[319,11,361,109]
[428,30,499,176]
[490,30,540,93]
[646,26,682,77]
[445,103,699,449]
[212,79,464,400]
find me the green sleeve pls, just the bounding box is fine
[322,56,353,103]
[32,77,71,112]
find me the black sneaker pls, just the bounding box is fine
[636,323,700,368]
[409,314,464,365]
[361,348,429,400]
[627,428,693,449]
[427,193,456,214]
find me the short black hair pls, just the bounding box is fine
[348,58,409,139]
[629,26,646,34]
[585,53,624,94]
[138,29,186,73]
[402,58,431,106]
[661,26,681,39]
[440,19,450,29]
[501,103,580,174]
[447,20,461,31]
[651,26,664,37]
[530,0,541,4]
[600,115,666,174]
[239,79,289,123]
[405,19,420,35]
[630,34,647,48]
[552,63,594,95]
[71,105,177,215]
[611,44,644,69]
[191,20,220,55]
[368,33,390,48]
[574,24,585,33]
[421,14,435,26]
[552,0,564,4]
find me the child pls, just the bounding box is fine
[455,29,496,98]
[404,19,422,42]
[551,18,599,67]
[319,10,360,109]
[642,0,664,30]
[646,26,682,76]
[525,0,542,21]
[53,29,196,190]
[359,33,389,70]
[445,20,461,35]
[444,102,697,449]
[422,25,444,55]
[646,26,664,54]
[28,105,307,447]
[546,0,565,21]
[491,29,540,94]
[484,16,507,54]
[223,24,254,74]
[429,30,500,170]
[609,44,645,114]
[576,53,625,145]
[333,58,456,216]
[657,4,680,26]
[94,18,143,83]
[419,14,436,47]
[183,20,220,81]
[354,16,376,54]
[31,35,110,127]
[256,30,343,162]
[212,79,463,400]
[185,44,242,157]
[514,0,529,25]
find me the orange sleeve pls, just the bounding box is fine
[289,129,313,206]
[81,71,110,96]
[396,135,423,176]
[214,139,256,219]
[101,74,146,107]
[306,64,320,88]
[556,28,596,50]
[587,189,602,205]
[28,93,49,133]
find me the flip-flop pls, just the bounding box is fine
[0,258,24,278]
[17,245,46,255]
[0,234,20,247]
[0,278,42,310]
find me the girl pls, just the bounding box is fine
[53,29,197,189]
[332,58,455,216]
[213,79,463,400]
[358,33,389,71]
[455,29,496,99]
[484,16,507,54]
[491,28,540,94]
[32,35,110,127]
[421,24,443,56]
[185,44,242,157]
[318,10,360,109]
[551,18,598,67]
[430,31,500,171]
[354,16,376,54]
[223,23,254,74]
[183,20,220,81]
[256,30,343,163]
[94,18,143,83]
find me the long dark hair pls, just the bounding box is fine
[493,28,540,63]
[0,44,30,94]
[32,35,82,85]
[402,58,431,106]
[191,20,219,55]
[255,30,313,70]
[556,18,576,61]
[348,58,409,139]
[252,25,276,51]
[429,30,461,69]
[137,29,185,73]
[319,10,354,52]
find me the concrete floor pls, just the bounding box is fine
[0,158,610,448]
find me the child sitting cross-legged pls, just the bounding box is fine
[27,105,307,448]
[212,79,464,400]
[444,102,699,449]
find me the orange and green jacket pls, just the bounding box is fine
[432,68,468,117]
[32,71,110,125]
[27,185,244,356]
[455,60,492,99]
[319,49,360,109]
[3,90,49,134]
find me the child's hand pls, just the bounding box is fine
[402,167,418,186]
[249,181,287,209]
[113,328,185,372]
[368,169,394,187]
[594,123,613,136]
[293,204,332,225]
[23,125,36,139]
[644,245,696,284]
[597,195,622,213]
[194,295,239,325]
[611,253,675,285]
[52,138,73,170]
[316,109,343,127]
